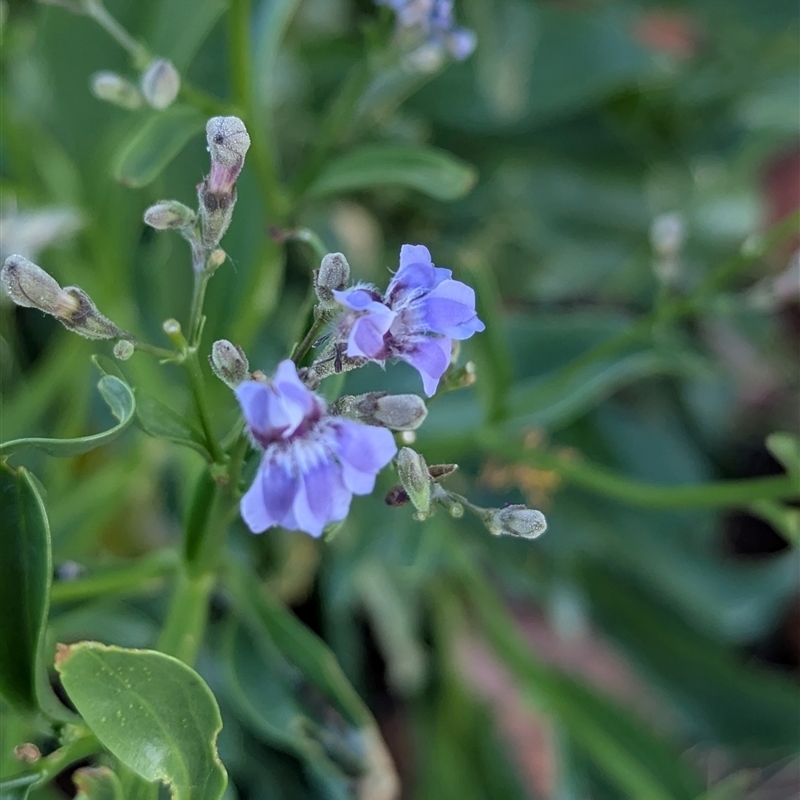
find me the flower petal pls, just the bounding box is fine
[334,420,397,494]
[235,381,292,444]
[240,458,297,534]
[401,336,451,396]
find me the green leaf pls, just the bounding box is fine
[148,0,227,70]
[0,376,135,459]
[582,566,800,751]
[134,393,210,459]
[0,463,51,713]
[766,432,800,476]
[55,642,227,800]
[303,144,477,202]
[0,773,39,800]
[113,107,206,188]
[90,355,208,458]
[223,563,399,799]
[253,0,302,111]
[73,766,124,800]
[222,620,357,798]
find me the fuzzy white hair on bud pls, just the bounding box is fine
[206,116,251,168]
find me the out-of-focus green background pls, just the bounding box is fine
[1,0,799,797]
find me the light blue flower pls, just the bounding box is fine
[334,244,485,395]
[236,360,397,537]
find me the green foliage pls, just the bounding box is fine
[56,642,227,800]
[0,375,135,458]
[0,463,51,714]
[1,0,798,797]
[303,144,478,202]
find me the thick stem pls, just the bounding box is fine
[184,348,224,464]
[156,568,215,665]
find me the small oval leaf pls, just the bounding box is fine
[55,642,227,800]
[303,144,477,202]
[74,766,124,800]
[0,376,135,459]
[113,106,206,188]
[0,463,51,713]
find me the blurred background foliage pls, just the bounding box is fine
[1,0,799,798]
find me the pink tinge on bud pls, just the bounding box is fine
[207,160,242,196]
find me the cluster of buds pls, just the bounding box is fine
[1,254,126,341]
[91,58,180,111]
[387,446,547,538]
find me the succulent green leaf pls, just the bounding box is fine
[73,766,124,800]
[304,144,477,202]
[0,463,51,713]
[113,106,206,188]
[0,376,135,459]
[55,642,227,800]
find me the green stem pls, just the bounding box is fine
[32,733,102,784]
[494,439,800,509]
[131,339,181,361]
[179,82,233,117]
[157,435,248,665]
[156,568,216,665]
[84,0,150,68]
[51,549,179,605]
[184,348,224,463]
[291,309,331,364]
[187,268,212,347]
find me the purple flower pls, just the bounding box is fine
[376,0,476,61]
[334,244,485,396]
[235,360,397,537]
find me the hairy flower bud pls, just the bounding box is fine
[198,117,250,249]
[2,254,74,314]
[143,200,196,230]
[90,71,144,110]
[2,255,125,340]
[484,505,547,539]
[210,339,249,388]
[332,392,428,431]
[396,447,431,518]
[314,252,351,304]
[206,116,250,193]
[140,58,180,110]
[58,287,125,340]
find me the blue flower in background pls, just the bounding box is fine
[377,0,476,61]
[335,245,485,395]
[236,360,397,537]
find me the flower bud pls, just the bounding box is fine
[332,392,428,431]
[484,505,547,540]
[209,339,249,388]
[396,447,431,518]
[198,116,250,248]
[140,58,180,110]
[206,116,250,193]
[314,252,351,304]
[143,200,196,231]
[90,71,144,110]
[58,287,125,340]
[2,254,73,313]
[113,340,135,361]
